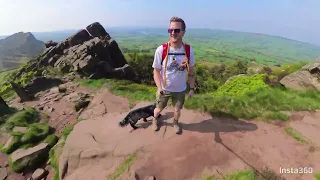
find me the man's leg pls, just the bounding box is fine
[171,91,185,134]
[152,91,169,131]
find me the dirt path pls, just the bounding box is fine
[55,86,320,180]
[5,82,320,180]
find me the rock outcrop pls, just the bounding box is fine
[280,58,320,91]
[9,81,34,102]
[36,22,138,81]
[0,96,8,109]
[24,77,63,95]
[9,143,50,173]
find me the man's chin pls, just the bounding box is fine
[170,38,178,42]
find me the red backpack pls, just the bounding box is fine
[161,42,191,64]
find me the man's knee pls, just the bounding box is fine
[174,92,185,109]
[174,107,181,114]
[174,107,181,120]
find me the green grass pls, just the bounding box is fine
[221,169,255,180]
[186,87,320,120]
[201,167,285,180]
[76,77,320,121]
[261,111,289,122]
[49,145,60,180]
[61,124,75,140]
[108,153,137,180]
[4,106,40,131]
[314,172,320,180]
[76,78,156,102]
[284,127,306,143]
[43,134,59,148]
[1,123,52,154]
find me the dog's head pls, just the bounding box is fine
[119,116,129,127]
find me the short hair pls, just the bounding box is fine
[170,16,186,31]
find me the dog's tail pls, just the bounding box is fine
[119,118,129,127]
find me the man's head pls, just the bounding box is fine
[168,16,186,43]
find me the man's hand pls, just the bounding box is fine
[187,89,194,98]
[157,88,164,96]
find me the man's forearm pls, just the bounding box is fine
[188,74,195,88]
[188,67,195,89]
[153,69,162,90]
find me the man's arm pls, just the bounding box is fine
[152,46,163,91]
[154,68,162,90]
[188,66,195,89]
[188,46,196,90]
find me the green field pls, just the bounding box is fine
[107,28,320,66]
[0,69,16,82]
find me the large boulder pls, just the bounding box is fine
[45,40,58,48]
[34,22,137,81]
[9,81,34,103]
[24,77,63,95]
[9,143,50,173]
[0,96,8,109]
[280,58,320,91]
[280,70,320,91]
[86,22,111,38]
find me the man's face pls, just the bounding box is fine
[168,22,184,43]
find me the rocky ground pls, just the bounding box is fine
[3,80,320,180]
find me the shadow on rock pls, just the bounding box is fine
[182,116,264,178]
[182,117,258,134]
[131,112,175,132]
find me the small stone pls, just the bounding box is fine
[144,176,155,180]
[58,85,67,93]
[12,126,28,133]
[53,98,59,102]
[32,168,47,180]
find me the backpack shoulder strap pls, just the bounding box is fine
[161,43,169,61]
[184,43,190,63]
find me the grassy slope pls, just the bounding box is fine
[109,28,320,66]
[75,76,320,122]
[0,69,17,81]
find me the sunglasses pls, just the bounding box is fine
[168,28,182,34]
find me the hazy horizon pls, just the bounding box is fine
[0,0,319,45]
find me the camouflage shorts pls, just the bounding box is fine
[156,90,185,110]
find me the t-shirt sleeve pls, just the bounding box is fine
[189,46,196,67]
[152,45,163,69]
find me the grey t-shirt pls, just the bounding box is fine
[152,43,196,92]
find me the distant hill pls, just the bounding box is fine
[107,28,320,65]
[1,28,319,66]
[0,32,45,71]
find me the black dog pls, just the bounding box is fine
[119,103,161,130]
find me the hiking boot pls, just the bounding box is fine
[173,119,181,134]
[152,117,159,131]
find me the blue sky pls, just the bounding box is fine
[0,0,319,44]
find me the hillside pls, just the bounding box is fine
[2,28,319,66]
[108,28,320,65]
[0,32,45,71]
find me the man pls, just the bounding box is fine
[151,16,196,134]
